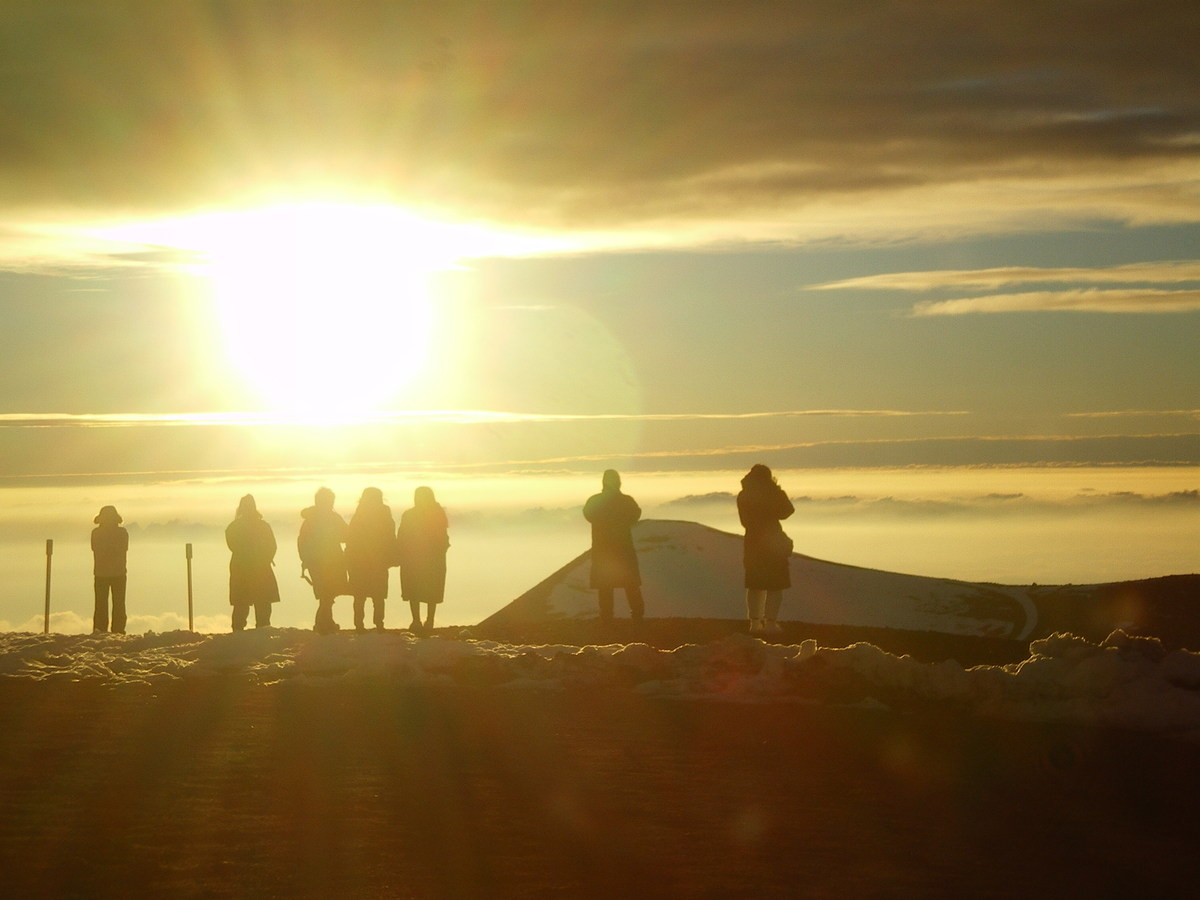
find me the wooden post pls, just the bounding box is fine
[43,539,53,634]
[185,543,194,632]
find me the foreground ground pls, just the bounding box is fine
[2,661,1198,898]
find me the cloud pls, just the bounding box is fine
[0,408,967,429]
[1,1,1198,258]
[812,260,1200,315]
[657,487,1200,520]
[1068,410,1200,420]
[911,288,1200,316]
[0,610,230,636]
[813,261,1200,292]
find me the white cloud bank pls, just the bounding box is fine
[1,628,1198,741]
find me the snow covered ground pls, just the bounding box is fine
[4,625,1200,741]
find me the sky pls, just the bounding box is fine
[0,2,1198,630]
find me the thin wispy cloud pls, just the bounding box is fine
[911,288,1200,316]
[1067,409,1200,419]
[0,409,969,429]
[812,261,1200,292]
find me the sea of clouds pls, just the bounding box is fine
[2,628,1200,741]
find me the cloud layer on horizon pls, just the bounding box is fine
[2,1,1199,264]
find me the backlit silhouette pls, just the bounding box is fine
[346,487,396,631]
[737,464,794,634]
[225,494,280,630]
[90,504,129,634]
[397,486,449,633]
[298,487,349,634]
[583,469,645,621]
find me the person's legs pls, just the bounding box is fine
[597,588,614,621]
[424,603,436,631]
[626,585,645,621]
[746,590,765,633]
[110,576,127,634]
[315,597,337,633]
[253,602,272,628]
[764,590,783,634]
[352,596,366,631]
[232,604,249,631]
[408,599,422,631]
[373,598,385,630]
[93,578,110,633]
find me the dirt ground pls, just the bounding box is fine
[1,670,1198,899]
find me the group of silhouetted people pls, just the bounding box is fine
[88,463,794,636]
[272,485,448,634]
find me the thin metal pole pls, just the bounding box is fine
[185,543,194,632]
[43,539,53,634]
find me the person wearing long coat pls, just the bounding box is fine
[225,494,280,631]
[91,505,129,634]
[345,487,396,631]
[397,486,449,633]
[582,469,645,621]
[298,486,349,634]
[737,464,795,634]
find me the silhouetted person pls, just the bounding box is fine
[298,487,348,634]
[737,464,794,634]
[91,505,129,634]
[397,486,449,633]
[346,487,396,631]
[225,494,280,630]
[583,469,645,622]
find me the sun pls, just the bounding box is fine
[203,202,460,419]
[98,199,565,420]
[101,201,514,420]
[194,203,444,419]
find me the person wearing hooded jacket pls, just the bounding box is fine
[297,486,348,634]
[225,494,280,631]
[737,464,795,634]
[396,486,449,633]
[346,487,396,631]
[582,469,645,622]
[91,504,129,634]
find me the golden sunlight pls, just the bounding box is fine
[100,202,558,421]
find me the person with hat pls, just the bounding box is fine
[91,505,129,634]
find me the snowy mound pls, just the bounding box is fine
[3,628,1200,741]
[487,520,1040,640]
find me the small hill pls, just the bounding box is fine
[479,519,1200,650]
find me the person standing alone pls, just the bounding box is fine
[91,505,129,634]
[583,469,645,622]
[737,464,794,634]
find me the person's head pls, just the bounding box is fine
[358,486,383,508]
[94,505,122,526]
[314,486,335,509]
[602,469,621,492]
[236,494,258,518]
[414,486,436,507]
[741,463,776,488]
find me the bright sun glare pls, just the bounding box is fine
[103,202,552,422]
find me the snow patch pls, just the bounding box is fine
[2,627,1199,740]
